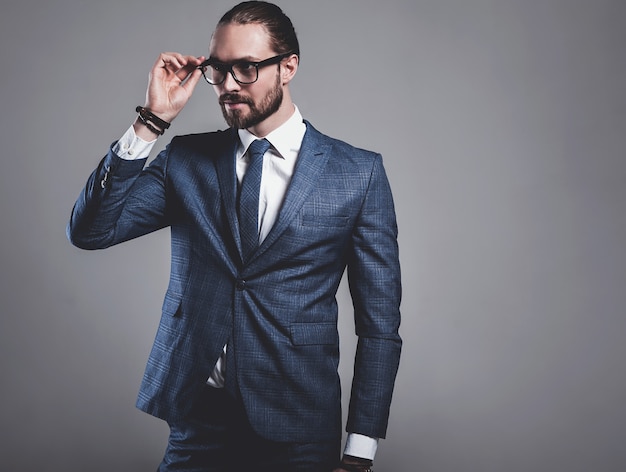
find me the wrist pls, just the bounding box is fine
[340,454,373,472]
[133,106,172,140]
[133,118,161,141]
[141,103,178,125]
[136,106,170,133]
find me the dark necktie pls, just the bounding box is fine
[238,138,270,262]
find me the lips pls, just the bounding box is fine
[219,94,252,107]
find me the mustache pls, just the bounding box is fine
[219,93,253,106]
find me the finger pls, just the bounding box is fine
[154,53,178,69]
[186,55,206,66]
[174,56,206,81]
[156,52,188,73]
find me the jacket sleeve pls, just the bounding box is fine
[67,143,170,250]
[346,153,402,439]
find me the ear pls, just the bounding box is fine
[281,54,299,85]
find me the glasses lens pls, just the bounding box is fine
[203,61,261,85]
[206,64,225,85]
[231,63,258,84]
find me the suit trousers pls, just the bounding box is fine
[158,385,340,472]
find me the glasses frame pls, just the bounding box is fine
[198,52,294,85]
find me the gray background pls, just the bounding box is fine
[1,0,625,471]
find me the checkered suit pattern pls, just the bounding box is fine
[68,121,402,442]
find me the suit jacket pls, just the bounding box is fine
[68,121,402,442]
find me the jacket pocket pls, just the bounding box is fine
[290,322,338,346]
[301,213,350,228]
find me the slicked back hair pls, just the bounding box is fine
[217,1,300,58]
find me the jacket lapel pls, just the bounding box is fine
[252,122,330,262]
[214,129,243,260]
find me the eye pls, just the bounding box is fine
[210,63,227,72]
[237,62,256,72]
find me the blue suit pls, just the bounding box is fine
[68,121,401,443]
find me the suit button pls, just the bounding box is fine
[236,279,246,291]
[100,165,111,189]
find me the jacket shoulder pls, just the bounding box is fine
[304,120,380,164]
[305,120,379,160]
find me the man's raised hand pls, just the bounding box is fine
[143,52,206,125]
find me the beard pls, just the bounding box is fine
[219,71,283,129]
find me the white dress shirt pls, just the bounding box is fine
[113,106,378,460]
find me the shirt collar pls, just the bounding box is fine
[237,106,305,159]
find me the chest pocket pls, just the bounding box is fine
[300,212,350,228]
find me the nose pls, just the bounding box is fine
[221,70,241,93]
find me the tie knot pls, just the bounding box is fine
[247,138,271,162]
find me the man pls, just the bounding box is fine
[68,2,401,471]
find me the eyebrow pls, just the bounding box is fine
[207,55,263,63]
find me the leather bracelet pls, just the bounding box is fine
[136,111,165,136]
[135,106,171,130]
[339,456,374,472]
[339,462,373,472]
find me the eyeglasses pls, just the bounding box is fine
[198,52,293,85]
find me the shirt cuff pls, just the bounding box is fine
[344,433,379,461]
[113,125,157,160]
